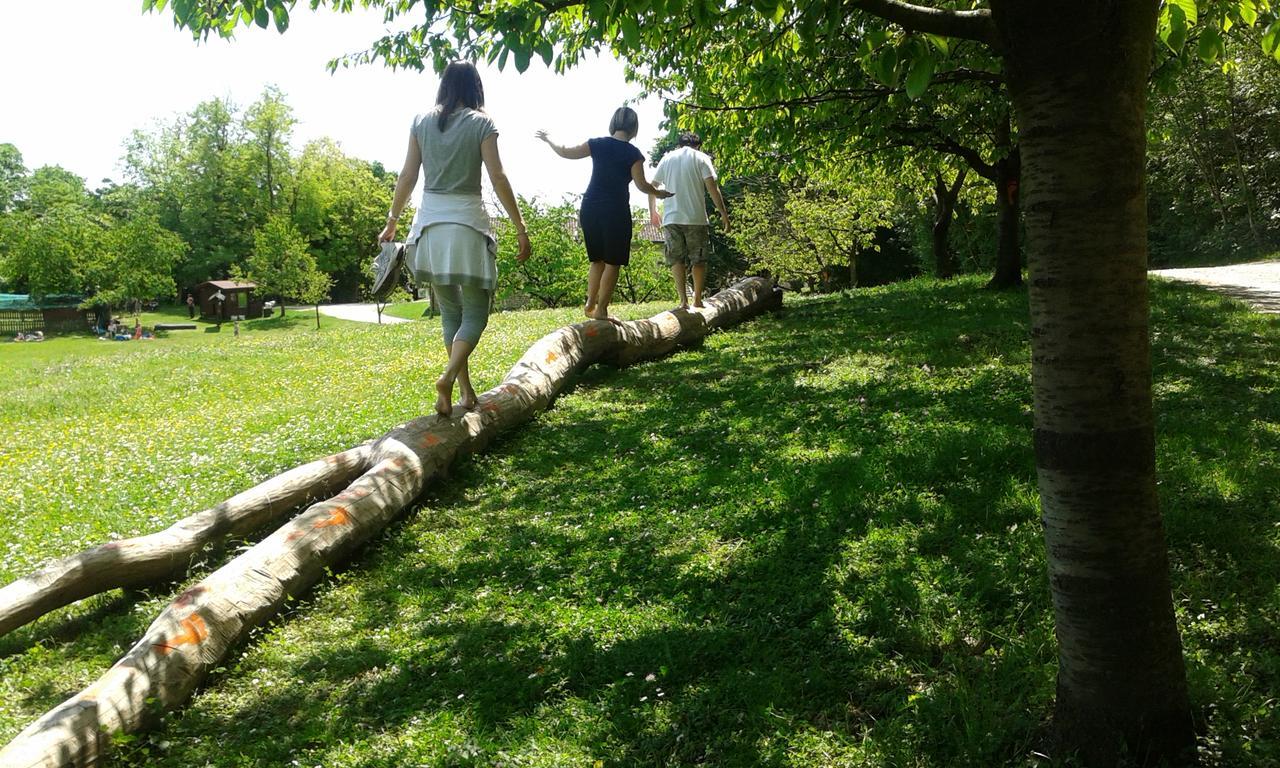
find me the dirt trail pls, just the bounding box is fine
[1150,261,1280,314]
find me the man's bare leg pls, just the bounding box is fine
[671,262,688,308]
[692,263,707,308]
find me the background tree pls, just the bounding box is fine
[729,168,896,289]
[1147,20,1280,264]
[0,143,27,214]
[243,85,296,219]
[239,212,331,326]
[86,214,186,315]
[292,138,395,300]
[0,166,102,299]
[494,198,586,309]
[125,98,256,288]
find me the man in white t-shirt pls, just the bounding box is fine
[648,132,730,309]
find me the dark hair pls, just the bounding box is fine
[677,131,702,149]
[608,107,640,139]
[436,60,485,131]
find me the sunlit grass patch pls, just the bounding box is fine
[0,277,1276,766]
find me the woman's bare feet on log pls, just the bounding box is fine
[435,377,454,418]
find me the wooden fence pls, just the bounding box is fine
[0,308,93,336]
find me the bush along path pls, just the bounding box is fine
[0,277,781,768]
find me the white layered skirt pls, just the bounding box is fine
[407,192,498,291]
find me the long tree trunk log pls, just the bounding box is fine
[0,277,782,768]
[0,445,373,639]
[993,2,1194,764]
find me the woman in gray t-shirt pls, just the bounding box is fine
[379,61,531,418]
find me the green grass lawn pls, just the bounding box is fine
[0,278,1276,767]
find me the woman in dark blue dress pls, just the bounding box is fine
[537,107,671,320]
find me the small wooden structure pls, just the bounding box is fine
[194,280,262,321]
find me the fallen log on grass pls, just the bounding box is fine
[0,277,782,768]
[0,445,374,638]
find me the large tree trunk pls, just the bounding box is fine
[0,277,782,768]
[932,167,967,279]
[992,2,1194,764]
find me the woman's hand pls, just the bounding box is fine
[534,129,551,144]
[517,231,532,262]
[654,189,675,199]
[377,219,397,243]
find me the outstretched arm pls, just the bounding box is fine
[535,130,590,160]
[379,133,421,242]
[648,193,661,227]
[481,134,532,262]
[704,176,730,232]
[632,161,673,198]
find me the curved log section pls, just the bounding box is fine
[0,277,782,768]
[0,445,374,639]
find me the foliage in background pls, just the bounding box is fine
[87,214,186,312]
[729,164,899,289]
[1147,22,1280,266]
[238,213,332,317]
[0,164,104,300]
[0,88,395,310]
[493,199,672,310]
[293,138,396,301]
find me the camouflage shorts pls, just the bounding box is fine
[663,224,710,266]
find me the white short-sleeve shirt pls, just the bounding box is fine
[652,146,717,226]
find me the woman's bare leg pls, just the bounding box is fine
[588,264,621,321]
[435,339,476,418]
[585,261,605,317]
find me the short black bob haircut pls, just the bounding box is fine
[436,60,485,131]
[677,131,703,149]
[608,106,640,139]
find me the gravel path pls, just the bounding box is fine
[309,303,412,324]
[1150,261,1280,314]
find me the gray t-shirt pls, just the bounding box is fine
[412,107,498,196]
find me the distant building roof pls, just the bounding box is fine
[200,280,257,291]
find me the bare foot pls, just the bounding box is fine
[588,307,609,321]
[435,376,453,418]
[675,302,689,311]
[457,390,479,410]
[693,300,705,308]
[584,301,597,318]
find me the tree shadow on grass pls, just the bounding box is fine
[76,279,1280,767]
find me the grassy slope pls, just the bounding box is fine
[0,279,1275,767]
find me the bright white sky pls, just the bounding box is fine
[0,0,667,207]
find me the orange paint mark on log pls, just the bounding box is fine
[585,325,599,338]
[285,529,304,543]
[545,351,559,364]
[314,506,351,529]
[502,384,520,396]
[423,433,443,448]
[481,401,501,414]
[154,614,209,655]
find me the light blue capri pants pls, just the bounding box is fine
[434,284,490,346]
